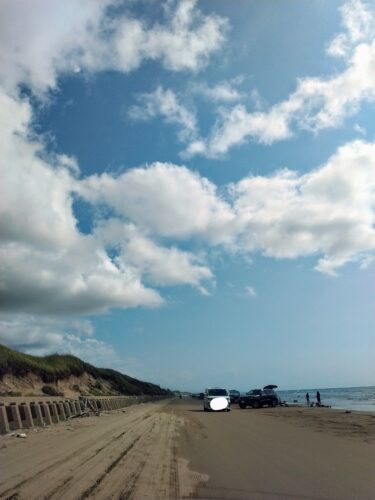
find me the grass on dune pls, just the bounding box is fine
[0,344,169,396]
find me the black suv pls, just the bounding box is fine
[238,387,279,409]
[229,389,241,404]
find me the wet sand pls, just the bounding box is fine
[0,398,374,499]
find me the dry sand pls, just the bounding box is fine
[0,398,374,499]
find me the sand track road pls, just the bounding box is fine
[1,399,374,499]
[0,400,201,500]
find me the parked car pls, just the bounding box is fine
[238,386,279,409]
[229,389,241,404]
[203,388,231,411]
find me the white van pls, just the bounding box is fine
[203,388,231,411]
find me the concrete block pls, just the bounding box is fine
[63,402,71,418]
[57,402,66,420]
[9,403,23,430]
[74,401,81,414]
[48,402,60,423]
[19,403,34,428]
[38,402,52,425]
[30,402,44,426]
[0,404,10,434]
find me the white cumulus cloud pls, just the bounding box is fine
[95,220,213,289]
[79,162,236,244]
[0,89,163,315]
[231,140,375,275]
[185,0,375,157]
[0,0,227,97]
[129,86,197,142]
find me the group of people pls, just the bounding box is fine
[305,391,321,406]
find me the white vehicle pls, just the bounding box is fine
[203,388,231,412]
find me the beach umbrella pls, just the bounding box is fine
[263,384,278,389]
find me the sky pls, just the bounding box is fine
[0,0,374,392]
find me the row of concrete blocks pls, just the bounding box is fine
[0,395,167,434]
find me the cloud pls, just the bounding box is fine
[79,162,236,244]
[193,79,244,103]
[245,286,257,298]
[0,89,162,315]
[326,0,375,58]
[1,88,374,353]
[0,0,228,338]
[0,315,117,365]
[128,81,245,148]
[79,140,375,277]
[0,0,111,96]
[354,123,366,135]
[231,139,375,275]
[129,86,197,142]
[1,90,218,317]
[0,0,227,96]
[95,220,213,289]
[201,103,293,156]
[1,85,374,324]
[185,0,375,157]
[0,241,163,314]
[114,0,227,73]
[0,90,79,251]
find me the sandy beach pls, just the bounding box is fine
[0,398,374,499]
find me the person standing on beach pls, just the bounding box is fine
[306,393,310,406]
[316,391,321,406]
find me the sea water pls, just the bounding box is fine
[276,386,375,412]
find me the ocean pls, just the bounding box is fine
[276,386,375,412]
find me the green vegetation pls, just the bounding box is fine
[41,385,61,396]
[0,344,170,396]
[0,391,21,397]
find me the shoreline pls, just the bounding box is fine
[280,402,375,413]
[276,385,375,413]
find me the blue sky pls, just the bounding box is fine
[0,0,374,391]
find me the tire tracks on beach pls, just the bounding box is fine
[79,434,143,499]
[0,400,211,500]
[0,408,155,500]
[0,412,146,497]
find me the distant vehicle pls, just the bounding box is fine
[229,389,241,403]
[238,386,279,409]
[203,388,231,412]
[192,392,204,399]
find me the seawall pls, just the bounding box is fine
[0,395,169,434]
